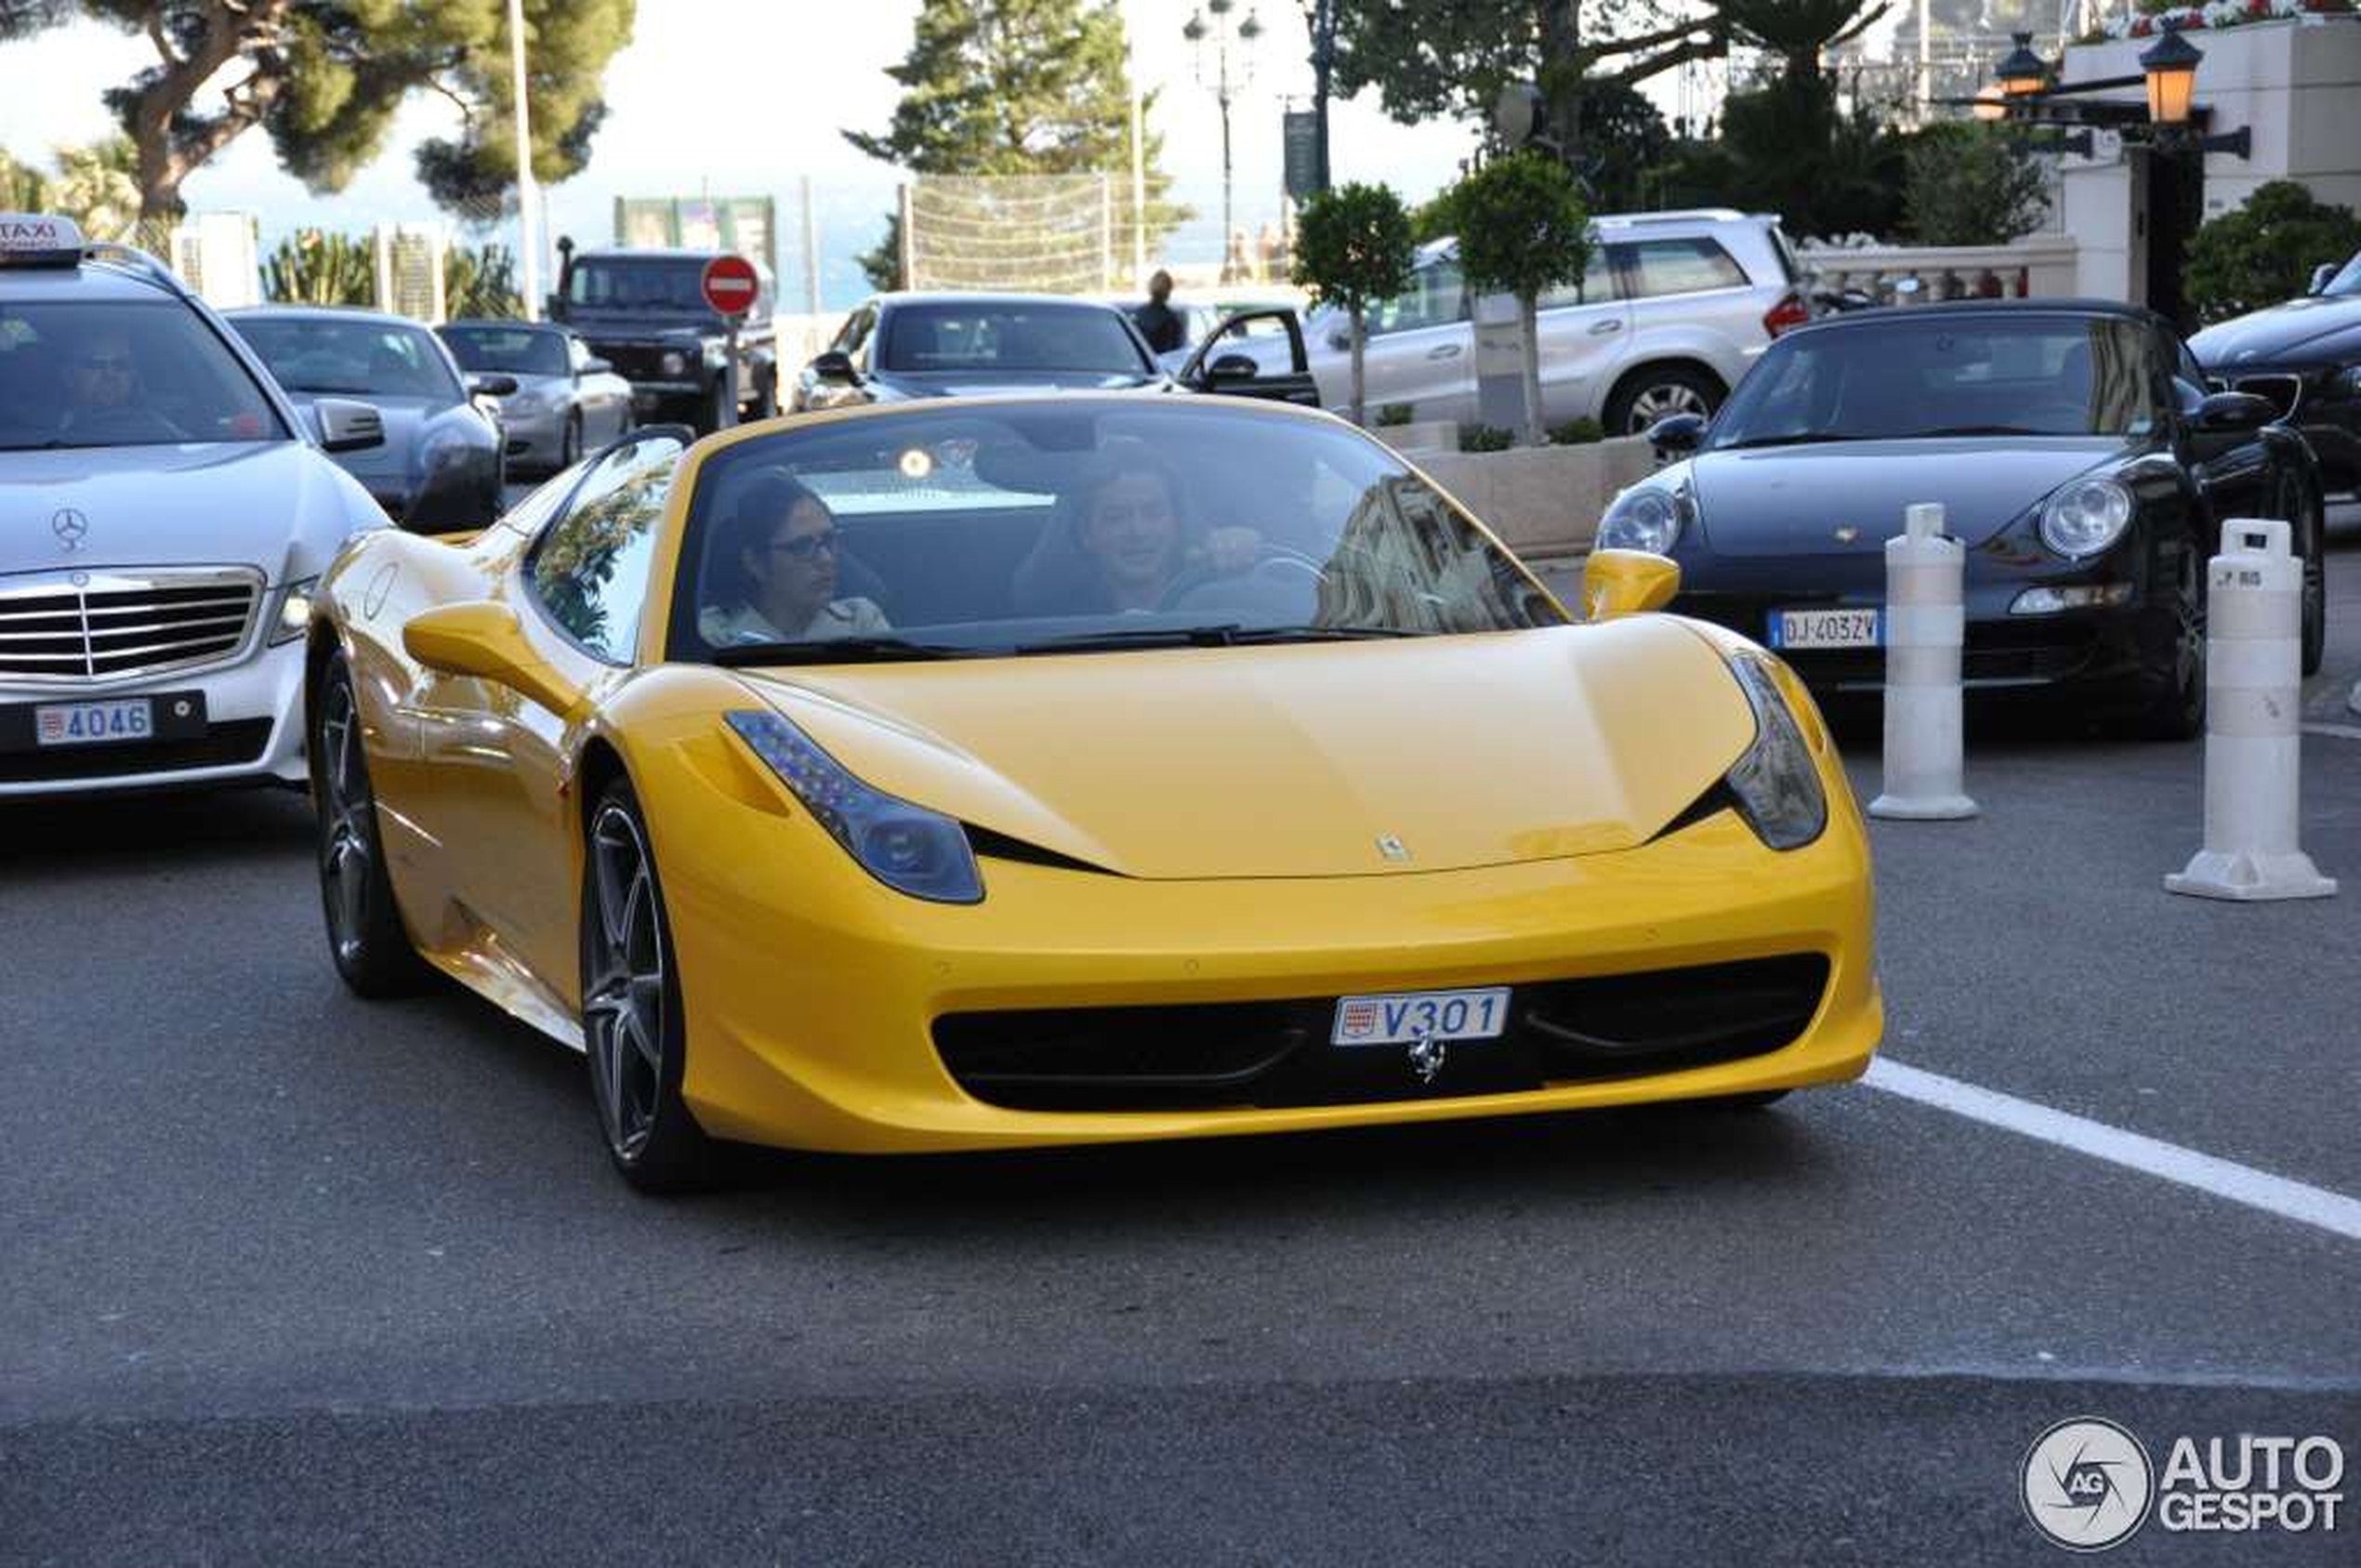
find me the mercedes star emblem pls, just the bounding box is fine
[52,508,89,550]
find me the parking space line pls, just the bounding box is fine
[1864,1058,2361,1243]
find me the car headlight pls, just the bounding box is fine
[1721,652,1827,851]
[1598,485,1688,554]
[270,576,317,645]
[506,388,555,415]
[2038,477,2133,559]
[661,350,688,376]
[725,710,983,903]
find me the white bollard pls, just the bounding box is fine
[2166,518,2338,902]
[1868,502,1979,820]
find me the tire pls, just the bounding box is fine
[2289,478,2327,679]
[749,369,778,421]
[580,778,721,1193]
[2133,544,2207,741]
[311,656,430,997]
[1604,364,1723,437]
[704,379,732,437]
[559,410,583,470]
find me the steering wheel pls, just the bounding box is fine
[1157,543,1326,613]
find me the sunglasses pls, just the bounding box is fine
[769,528,838,561]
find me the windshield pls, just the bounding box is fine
[442,324,567,377]
[2325,253,2361,296]
[1708,315,2170,448]
[667,402,1563,663]
[0,298,286,451]
[877,304,1150,375]
[567,258,714,312]
[232,316,461,402]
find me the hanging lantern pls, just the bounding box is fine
[1997,32,2049,98]
[2140,23,2204,127]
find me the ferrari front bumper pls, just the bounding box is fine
[661,804,1880,1155]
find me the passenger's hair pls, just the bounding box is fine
[709,468,831,608]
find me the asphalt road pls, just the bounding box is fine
[4,525,2357,1565]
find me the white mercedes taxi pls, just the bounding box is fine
[1,215,391,797]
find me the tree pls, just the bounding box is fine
[0,135,138,235]
[845,0,1180,292]
[1902,123,2046,246]
[1571,80,1669,211]
[1290,181,1416,427]
[0,2,634,222]
[1435,153,1590,447]
[1717,71,1902,240]
[1328,2,1728,164]
[2184,180,2361,324]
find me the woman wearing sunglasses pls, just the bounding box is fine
[699,470,889,647]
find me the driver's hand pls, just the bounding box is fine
[1204,525,1261,574]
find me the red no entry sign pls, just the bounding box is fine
[700,254,760,317]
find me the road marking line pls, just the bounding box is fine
[2301,720,2361,740]
[1864,1057,2361,1243]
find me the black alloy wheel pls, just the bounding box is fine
[2280,470,2327,678]
[561,409,583,469]
[2133,545,2208,741]
[580,778,720,1192]
[311,657,429,996]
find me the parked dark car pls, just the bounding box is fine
[437,319,633,475]
[797,292,1320,411]
[1601,300,2328,734]
[547,242,777,435]
[226,305,506,530]
[2189,249,2361,499]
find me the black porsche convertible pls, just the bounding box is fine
[1601,300,2328,737]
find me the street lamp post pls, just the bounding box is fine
[1184,1,1262,283]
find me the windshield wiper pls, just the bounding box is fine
[1717,432,1857,451]
[1225,625,1425,643]
[712,636,976,666]
[1012,624,1246,654]
[1906,424,2052,437]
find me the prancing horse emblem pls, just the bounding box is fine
[1377,834,1410,863]
[52,508,88,550]
[1407,1035,1447,1084]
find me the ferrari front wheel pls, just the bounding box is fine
[581,780,719,1193]
[311,656,429,997]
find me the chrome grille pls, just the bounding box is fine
[0,569,261,685]
[2232,375,2304,420]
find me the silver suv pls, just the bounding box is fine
[1276,209,1808,434]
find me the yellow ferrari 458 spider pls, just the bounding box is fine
[306,395,1880,1191]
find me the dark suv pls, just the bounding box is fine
[547,240,778,435]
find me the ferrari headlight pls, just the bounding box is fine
[725,710,983,903]
[1598,485,1687,554]
[270,576,317,645]
[1721,652,1826,851]
[2038,477,2132,559]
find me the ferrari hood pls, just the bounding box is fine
[733,619,1757,880]
[1689,437,2124,557]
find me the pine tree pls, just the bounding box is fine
[846,0,1183,291]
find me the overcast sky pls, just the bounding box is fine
[0,1,1489,301]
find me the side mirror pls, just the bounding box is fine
[2308,263,2337,296]
[1206,352,1260,383]
[2195,389,2275,433]
[811,349,860,384]
[1581,548,1682,621]
[580,356,613,376]
[1644,412,1707,455]
[402,600,585,718]
[314,398,385,455]
[467,373,520,399]
[1326,328,1352,352]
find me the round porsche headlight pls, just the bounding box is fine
[661,350,688,376]
[1599,486,1686,554]
[2038,477,2133,559]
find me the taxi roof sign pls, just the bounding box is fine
[0,213,87,267]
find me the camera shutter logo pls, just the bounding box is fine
[2023,1417,2154,1551]
[52,508,89,551]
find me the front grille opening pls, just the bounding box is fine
[0,575,257,681]
[0,718,273,784]
[933,955,1832,1113]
